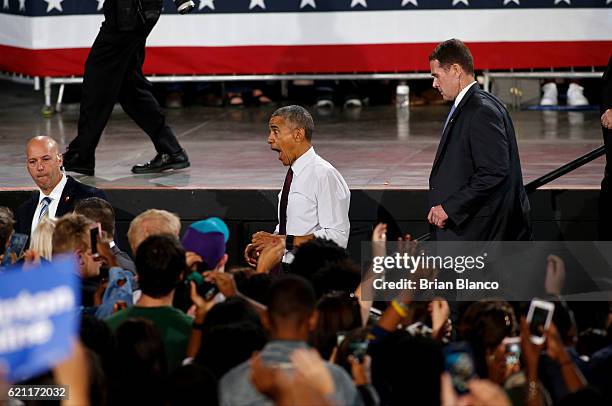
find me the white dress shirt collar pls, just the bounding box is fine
[454,81,477,108]
[290,146,316,177]
[31,173,67,236]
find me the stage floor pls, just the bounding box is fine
[0,82,605,191]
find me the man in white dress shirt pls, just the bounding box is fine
[248,105,350,265]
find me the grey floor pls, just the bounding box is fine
[0,81,605,191]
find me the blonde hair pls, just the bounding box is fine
[30,217,56,261]
[52,214,93,255]
[127,209,181,254]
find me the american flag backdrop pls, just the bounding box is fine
[0,0,610,76]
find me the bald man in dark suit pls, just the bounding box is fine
[15,136,108,237]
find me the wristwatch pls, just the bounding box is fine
[285,234,295,251]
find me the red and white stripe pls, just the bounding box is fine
[1,9,610,76]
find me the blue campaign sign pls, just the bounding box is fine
[0,256,81,382]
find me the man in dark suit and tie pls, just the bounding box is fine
[15,136,108,237]
[427,39,532,241]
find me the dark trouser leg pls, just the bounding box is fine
[68,29,142,160]
[338,80,361,100]
[117,45,182,155]
[315,80,336,105]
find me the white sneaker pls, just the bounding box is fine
[315,98,334,108]
[540,82,558,106]
[567,83,589,106]
[343,98,362,108]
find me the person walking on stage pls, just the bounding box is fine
[427,39,532,241]
[63,0,190,176]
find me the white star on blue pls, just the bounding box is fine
[44,0,63,13]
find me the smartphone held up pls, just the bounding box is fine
[526,299,555,345]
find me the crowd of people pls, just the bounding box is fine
[1,197,612,405]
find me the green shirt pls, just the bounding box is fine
[106,306,193,371]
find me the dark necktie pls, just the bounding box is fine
[279,167,294,235]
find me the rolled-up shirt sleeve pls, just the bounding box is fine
[313,170,351,248]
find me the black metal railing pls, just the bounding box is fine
[524,145,606,193]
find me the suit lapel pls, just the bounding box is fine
[431,85,479,173]
[56,176,74,217]
[26,192,39,228]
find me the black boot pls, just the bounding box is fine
[131,149,190,174]
[63,149,95,176]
